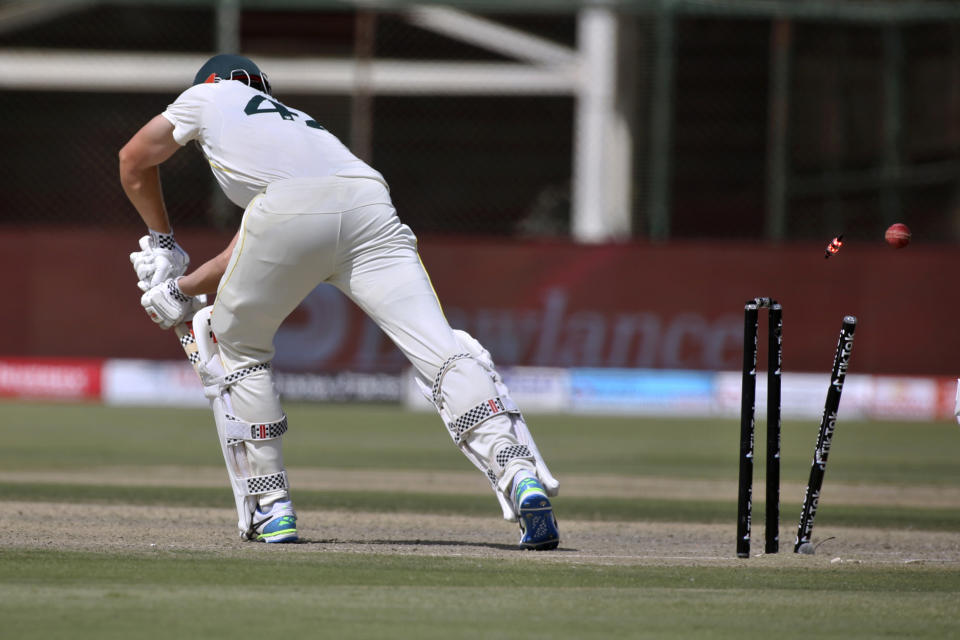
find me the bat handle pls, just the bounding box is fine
[174,321,202,375]
[174,294,209,375]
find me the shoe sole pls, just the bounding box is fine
[254,509,298,543]
[257,522,299,543]
[519,498,560,551]
[258,531,298,543]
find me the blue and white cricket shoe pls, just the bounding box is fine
[514,475,560,551]
[252,499,298,543]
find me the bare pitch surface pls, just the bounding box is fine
[1,401,959,638]
[3,500,959,566]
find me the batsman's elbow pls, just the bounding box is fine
[118,147,153,192]
[117,147,139,185]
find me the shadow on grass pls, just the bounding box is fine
[290,537,577,552]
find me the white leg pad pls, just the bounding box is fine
[192,306,291,539]
[417,329,559,521]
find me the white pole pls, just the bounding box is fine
[213,0,241,228]
[216,0,240,54]
[572,7,631,243]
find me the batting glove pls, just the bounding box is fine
[130,230,190,292]
[141,278,199,330]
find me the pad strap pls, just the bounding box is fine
[245,470,289,496]
[448,396,512,443]
[223,362,271,387]
[431,353,472,406]
[493,444,534,477]
[198,361,272,398]
[223,414,288,443]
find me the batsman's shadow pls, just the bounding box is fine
[292,538,576,552]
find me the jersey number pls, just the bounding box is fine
[244,96,325,130]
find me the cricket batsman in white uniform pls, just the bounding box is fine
[118,54,560,549]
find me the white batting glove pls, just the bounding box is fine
[130,230,189,292]
[141,278,199,330]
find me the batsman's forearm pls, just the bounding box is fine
[177,231,239,297]
[178,258,227,297]
[119,163,172,233]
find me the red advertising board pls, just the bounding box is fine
[1,228,958,376]
[0,357,103,400]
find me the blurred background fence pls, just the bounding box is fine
[3,0,960,242]
[2,1,960,410]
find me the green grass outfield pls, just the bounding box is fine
[1,401,959,639]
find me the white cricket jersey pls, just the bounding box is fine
[161,81,385,208]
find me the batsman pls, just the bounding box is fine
[118,54,560,549]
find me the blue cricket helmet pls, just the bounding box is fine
[193,54,271,95]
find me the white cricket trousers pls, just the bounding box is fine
[210,175,523,478]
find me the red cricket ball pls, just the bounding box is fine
[885,223,911,249]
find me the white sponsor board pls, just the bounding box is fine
[715,372,823,419]
[275,371,402,402]
[403,366,571,413]
[99,358,958,421]
[102,359,206,407]
[867,376,941,421]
